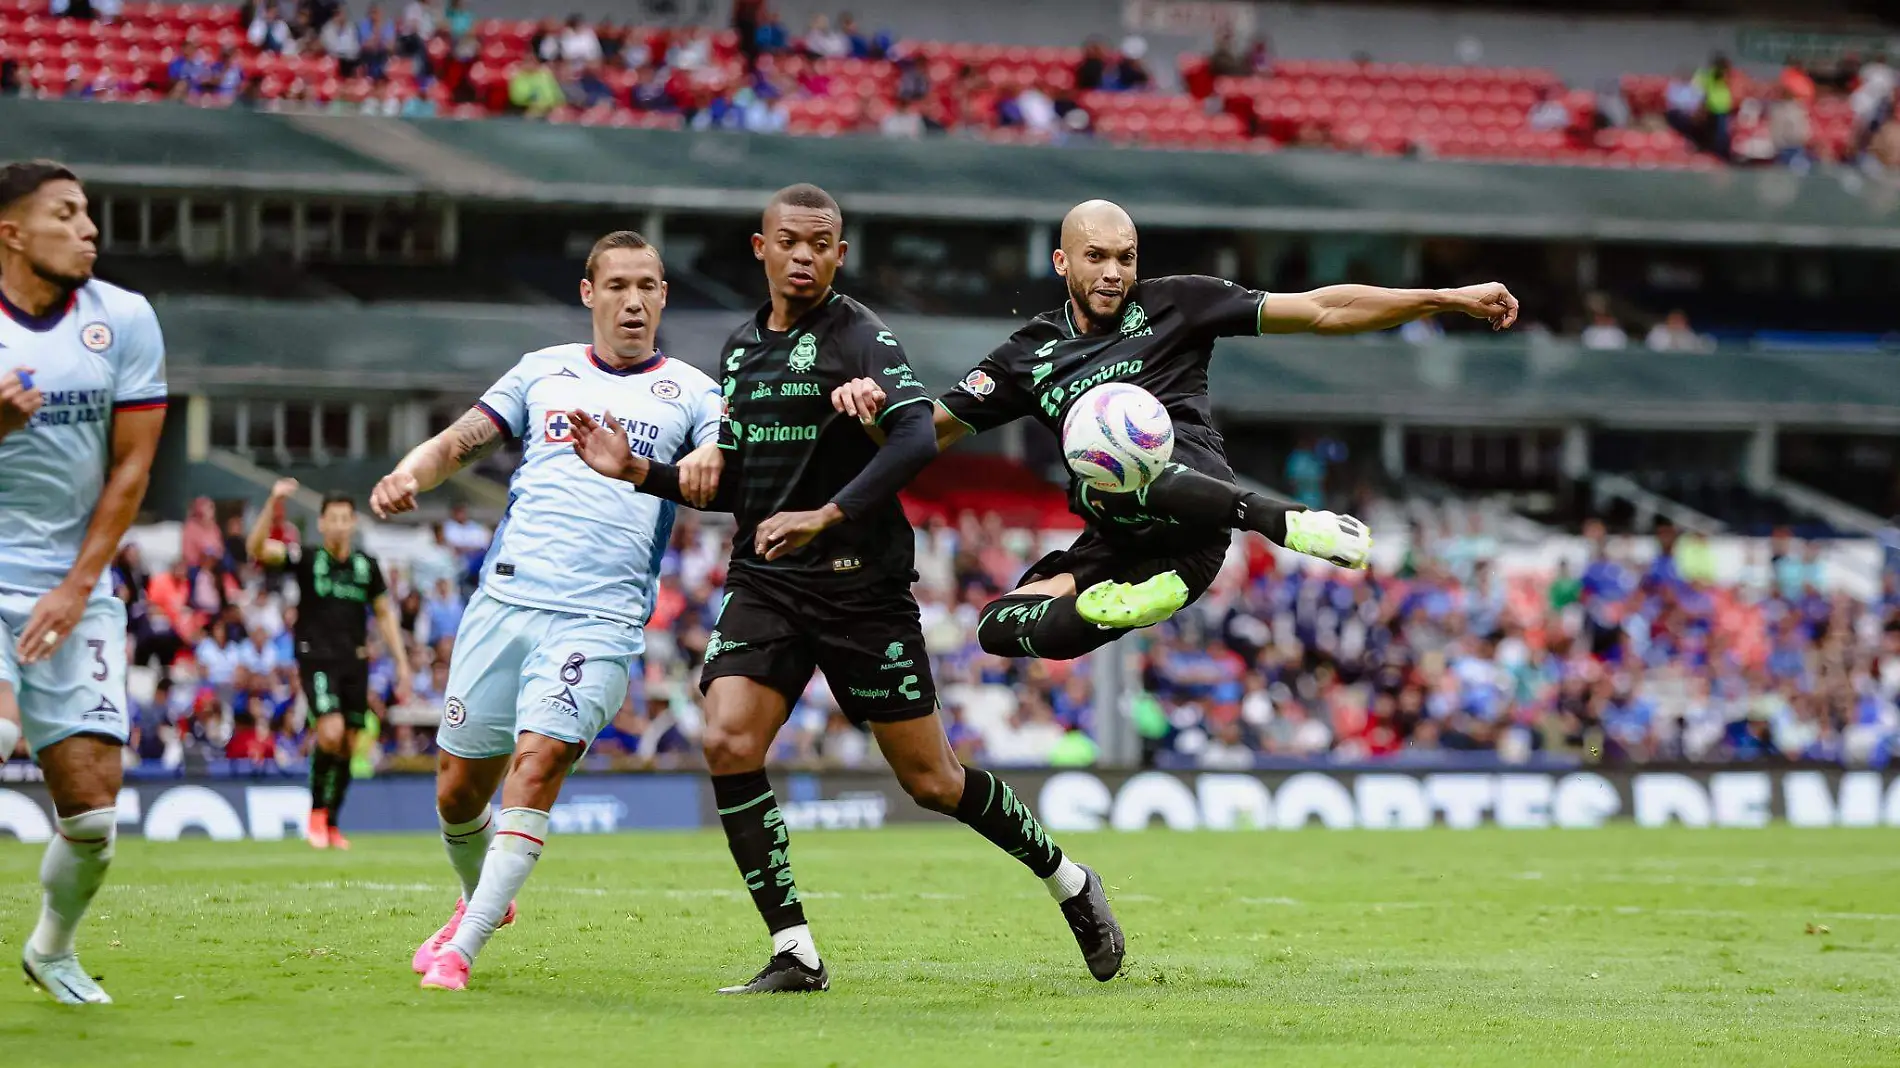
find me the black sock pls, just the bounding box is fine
[1137,464,1302,545]
[977,594,1120,660]
[955,768,1063,879]
[329,752,353,827]
[308,749,333,815]
[711,769,807,935]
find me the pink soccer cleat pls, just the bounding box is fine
[419,948,470,991]
[411,898,518,974]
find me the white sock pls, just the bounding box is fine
[439,806,495,901]
[445,807,546,965]
[30,808,117,959]
[1043,856,1087,902]
[773,923,820,970]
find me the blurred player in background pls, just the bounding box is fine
[0,160,167,1005]
[371,231,722,992]
[834,199,1518,661]
[569,185,1124,994]
[245,479,411,850]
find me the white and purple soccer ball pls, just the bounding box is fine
[1061,382,1174,494]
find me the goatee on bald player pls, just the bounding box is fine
[833,197,1520,662]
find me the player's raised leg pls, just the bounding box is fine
[701,675,828,994]
[870,714,1124,981]
[23,734,122,1005]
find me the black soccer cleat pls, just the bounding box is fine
[716,952,830,994]
[1060,864,1125,982]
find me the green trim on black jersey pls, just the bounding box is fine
[1253,290,1271,336]
[875,395,932,426]
[935,397,980,437]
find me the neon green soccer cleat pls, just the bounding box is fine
[1076,570,1190,629]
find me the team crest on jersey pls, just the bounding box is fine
[789,333,818,373]
[80,322,113,352]
[543,410,574,443]
[959,369,995,398]
[651,379,681,400]
[1120,303,1152,338]
[444,697,467,728]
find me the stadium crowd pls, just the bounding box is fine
[8,0,1899,173]
[71,485,1900,778]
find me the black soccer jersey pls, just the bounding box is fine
[938,274,1266,449]
[288,545,388,661]
[716,291,932,595]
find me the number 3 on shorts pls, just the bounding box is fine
[898,674,921,701]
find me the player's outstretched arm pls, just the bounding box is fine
[371,407,504,518]
[245,478,298,566]
[755,399,938,561]
[830,377,968,451]
[18,407,164,664]
[1261,282,1519,335]
[373,594,412,704]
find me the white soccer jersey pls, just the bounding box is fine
[472,344,720,627]
[0,280,166,597]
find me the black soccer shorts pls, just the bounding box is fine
[698,578,937,725]
[301,659,371,730]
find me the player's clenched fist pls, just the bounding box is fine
[269,476,299,500]
[0,367,43,438]
[371,469,421,518]
[1444,282,1519,331]
[831,377,886,424]
[676,441,723,509]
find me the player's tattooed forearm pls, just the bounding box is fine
[449,408,503,466]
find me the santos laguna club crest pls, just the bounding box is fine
[789,332,818,373]
[1120,302,1152,338]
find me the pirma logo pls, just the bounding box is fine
[80,322,113,352]
[444,697,467,728]
[651,379,682,400]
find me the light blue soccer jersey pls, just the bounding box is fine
[472,344,720,627]
[0,280,166,597]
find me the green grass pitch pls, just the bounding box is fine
[4,826,1898,1066]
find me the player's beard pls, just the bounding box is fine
[1066,274,1120,333]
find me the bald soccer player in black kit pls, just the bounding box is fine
[834,199,1519,661]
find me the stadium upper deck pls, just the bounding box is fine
[5,0,1892,170]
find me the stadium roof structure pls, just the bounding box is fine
[12,100,1900,249]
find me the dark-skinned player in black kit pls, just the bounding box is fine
[565,184,1123,994]
[833,198,1519,659]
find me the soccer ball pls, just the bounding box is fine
[1062,383,1174,494]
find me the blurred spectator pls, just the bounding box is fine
[803,14,849,60]
[1528,85,1569,132]
[250,6,297,52]
[397,0,436,56]
[510,56,567,116]
[1850,52,1896,143]
[1113,36,1152,92]
[1663,67,1702,144]
[1778,55,1815,103]
[1692,54,1735,159]
[838,13,873,60]
[442,501,491,570]
[1076,36,1108,92]
[1581,298,1628,350]
[181,496,224,569]
[560,14,602,63]
[1767,83,1813,171]
[1645,310,1714,353]
[443,0,472,39]
[320,11,362,77]
[530,17,561,63]
[668,27,713,73]
[419,577,468,647]
[1207,31,1248,79]
[1285,437,1326,510]
[880,97,924,139]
